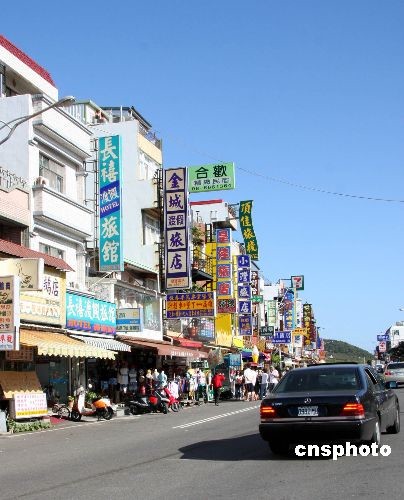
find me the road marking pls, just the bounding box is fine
[172,405,259,429]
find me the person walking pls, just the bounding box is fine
[234,370,243,400]
[268,366,279,392]
[260,368,269,399]
[243,363,255,401]
[211,371,225,406]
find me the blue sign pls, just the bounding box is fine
[238,285,251,300]
[272,331,292,344]
[66,292,116,335]
[377,334,390,341]
[239,315,252,335]
[238,300,251,314]
[237,269,251,283]
[98,135,123,272]
[237,255,251,268]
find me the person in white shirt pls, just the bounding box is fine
[243,363,255,401]
[268,366,279,392]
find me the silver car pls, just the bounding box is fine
[384,362,404,386]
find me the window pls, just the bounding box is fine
[139,150,160,180]
[39,153,65,193]
[39,243,65,260]
[0,63,5,97]
[143,213,160,246]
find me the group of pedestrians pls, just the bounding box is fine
[233,364,283,401]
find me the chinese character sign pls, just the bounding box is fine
[0,275,20,351]
[98,135,123,272]
[188,162,235,193]
[66,292,116,335]
[216,228,232,298]
[165,292,215,318]
[239,200,259,260]
[164,168,191,289]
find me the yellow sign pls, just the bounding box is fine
[215,314,232,347]
[293,328,309,337]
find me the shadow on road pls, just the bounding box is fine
[178,433,289,461]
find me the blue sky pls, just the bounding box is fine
[3,0,404,352]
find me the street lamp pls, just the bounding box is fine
[0,95,75,146]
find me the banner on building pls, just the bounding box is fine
[239,200,259,260]
[272,330,292,344]
[116,308,143,334]
[216,228,233,298]
[239,315,253,336]
[0,258,44,291]
[164,168,192,289]
[98,135,123,272]
[165,292,215,318]
[188,162,235,193]
[0,275,20,351]
[283,290,294,330]
[291,275,304,290]
[217,298,237,314]
[20,270,66,327]
[66,292,116,335]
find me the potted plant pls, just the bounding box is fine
[67,396,74,410]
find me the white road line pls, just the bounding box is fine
[172,406,258,429]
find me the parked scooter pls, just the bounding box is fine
[70,387,115,422]
[161,386,180,412]
[126,390,169,415]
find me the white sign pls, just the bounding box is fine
[0,258,44,290]
[378,341,386,353]
[116,308,143,333]
[0,275,20,351]
[12,392,48,419]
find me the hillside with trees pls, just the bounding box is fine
[324,339,373,363]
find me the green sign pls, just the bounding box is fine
[251,295,263,303]
[188,163,235,193]
[239,200,259,260]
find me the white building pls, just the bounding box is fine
[0,34,93,288]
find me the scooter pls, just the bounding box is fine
[161,387,180,412]
[126,390,169,415]
[70,389,115,422]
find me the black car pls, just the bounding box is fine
[259,363,400,455]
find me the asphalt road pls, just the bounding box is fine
[1,390,403,500]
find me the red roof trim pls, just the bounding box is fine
[0,35,56,87]
[174,338,203,348]
[190,199,223,206]
[0,239,73,271]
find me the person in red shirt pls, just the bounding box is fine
[211,371,226,406]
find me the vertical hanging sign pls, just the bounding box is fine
[239,200,259,261]
[98,135,123,272]
[237,254,252,335]
[0,275,20,351]
[216,228,233,298]
[164,168,191,289]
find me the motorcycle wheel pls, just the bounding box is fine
[161,403,168,414]
[103,407,113,420]
[130,404,139,415]
[171,402,179,412]
[70,409,82,422]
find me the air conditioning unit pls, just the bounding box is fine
[34,176,48,186]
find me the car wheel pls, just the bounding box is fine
[268,440,289,456]
[386,407,400,434]
[368,417,381,445]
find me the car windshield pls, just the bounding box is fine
[387,363,404,370]
[274,367,361,393]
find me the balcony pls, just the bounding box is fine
[32,95,92,158]
[32,184,93,238]
[191,248,214,282]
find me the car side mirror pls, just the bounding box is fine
[385,381,398,389]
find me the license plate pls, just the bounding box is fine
[298,406,318,417]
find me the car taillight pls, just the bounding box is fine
[385,371,391,376]
[260,404,277,418]
[341,402,365,417]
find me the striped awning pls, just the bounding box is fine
[20,329,116,359]
[70,335,131,352]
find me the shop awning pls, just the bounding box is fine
[0,371,43,399]
[20,329,116,359]
[173,338,203,349]
[120,337,208,359]
[70,335,131,352]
